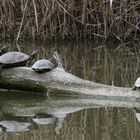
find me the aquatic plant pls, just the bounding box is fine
[0,0,139,42]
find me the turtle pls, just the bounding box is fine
[132,78,140,90]
[0,45,9,56]
[32,59,55,73]
[0,50,38,70]
[32,52,64,73]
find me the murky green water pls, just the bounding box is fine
[0,42,140,139]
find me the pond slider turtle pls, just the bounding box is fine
[132,78,140,90]
[0,50,38,69]
[0,45,9,56]
[32,59,55,73]
[32,52,65,73]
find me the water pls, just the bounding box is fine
[0,41,140,139]
[0,96,139,140]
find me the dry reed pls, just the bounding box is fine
[0,0,140,42]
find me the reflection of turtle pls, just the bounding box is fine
[132,78,140,90]
[0,51,38,70]
[0,46,9,56]
[32,59,55,72]
[32,52,64,73]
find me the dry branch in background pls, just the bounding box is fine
[0,0,139,42]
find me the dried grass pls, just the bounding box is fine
[0,0,139,42]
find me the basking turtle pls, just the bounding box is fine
[0,51,38,69]
[32,52,64,73]
[0,45,9,56]
[32,59,55,73]
[132,78,140,90]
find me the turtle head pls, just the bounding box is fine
[0,45,9,56]
[29,50,38,61]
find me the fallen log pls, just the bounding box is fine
[0,66,140,100]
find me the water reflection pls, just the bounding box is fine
[0,42,140,139]
[32,113,55,125]
[0,106,139,140]
[0,95,139,140]
[0,121,30,132]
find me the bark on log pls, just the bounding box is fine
[0,67,140,101]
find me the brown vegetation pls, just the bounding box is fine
[0,0,140,42]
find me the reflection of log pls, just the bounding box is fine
[0,96,138,133]
[0,67,140,100]
[1,95,140,118]
[0,96,138,137]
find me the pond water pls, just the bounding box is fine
[0,41,140,139]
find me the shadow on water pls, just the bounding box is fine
[0,41,140,139]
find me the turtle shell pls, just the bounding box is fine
[0,52,29,66]
[135,78,140,88]
[32,59,54,72]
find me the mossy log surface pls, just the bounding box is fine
[0,67,140,101]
